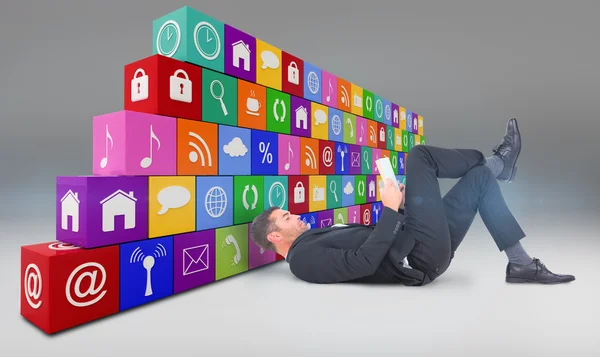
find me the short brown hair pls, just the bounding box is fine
[250,206,280,252]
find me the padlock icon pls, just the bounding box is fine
[131,68,149,102]
[294,182,305,203]
[379,127,385,142]
[169,69,192,103]
[288,61,299,85]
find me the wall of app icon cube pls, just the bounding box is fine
[20,5,426,334]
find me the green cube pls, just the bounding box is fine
[389,151,399,175]
[343,112,356,144]
[333,207,348,225]
[361,147,372,175]
[266,88,291,134]
[215,224,248,280]
[326,176,342,209]
[202,68,238,126]
[362,89,374,120]
[355,175,366,205]
[234,176,264,224]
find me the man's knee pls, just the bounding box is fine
[468,165,495,188]
[409,144,429,157]
[407,145,430,168]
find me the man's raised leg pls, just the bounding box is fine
[402,144,487,279]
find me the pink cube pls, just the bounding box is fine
[347,205,361,224]
[92,110,177,176]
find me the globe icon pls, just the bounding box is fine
[205,186,227,218]
[332,115,342,135]
[307,71,319,94]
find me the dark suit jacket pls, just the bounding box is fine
[285,206,427,286]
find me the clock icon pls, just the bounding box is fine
[375,99,383,119]
[156,20,181,57]
[194,21,221,60]
[268,182,286,208]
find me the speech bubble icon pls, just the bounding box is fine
[157,185,191,215]
[260,50,280,70]
[314,109,327,125]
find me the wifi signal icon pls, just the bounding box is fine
[304,145,317,169]
[188,131,212,166]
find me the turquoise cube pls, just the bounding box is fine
[152,6,225,73]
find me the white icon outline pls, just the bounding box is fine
[24,263,42,309]
[194,21,221,60]
[65,262,107,307]
[156,20,181,57]
[188,131,213,165]
[204,186,227,218]
[183,244,209,275]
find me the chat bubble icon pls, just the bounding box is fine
[260,50,280,70]
[314,109,327,125]
[157,185,191,215]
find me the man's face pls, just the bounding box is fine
[268,209,309,244]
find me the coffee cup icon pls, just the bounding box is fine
[246,97,261,116]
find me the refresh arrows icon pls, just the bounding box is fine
[242,184,258,210]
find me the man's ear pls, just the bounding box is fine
[266,231,281,244]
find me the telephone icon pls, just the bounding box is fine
[346,117,354,137]
[223,234,241,266]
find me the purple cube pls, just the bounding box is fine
[348,144,362,175]
[366,175,377,203]
[224,24,256,83]
[248,223,276,269]
[56,175,149,248]
[290,96,311,137]
[173,230,216,294]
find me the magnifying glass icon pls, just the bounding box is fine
[210,80,228,116]
[329,180,338,202]
[363,151,370,169]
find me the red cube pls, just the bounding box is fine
[20,241,120,334]
[318,140,335,175]
[377,123,388,150]
[360,204,373,225]
[124,54,202,121]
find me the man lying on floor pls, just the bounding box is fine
[249,118,575,286]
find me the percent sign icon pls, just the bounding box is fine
[259,142,273,163]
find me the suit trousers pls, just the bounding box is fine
[403,145,527,285]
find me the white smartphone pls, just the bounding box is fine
[375,157,401,191]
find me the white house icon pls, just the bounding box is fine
[232,40,251,71]
[295,105,308,130]
[60,190,80,232]
[369,180,376,197]
[99,189,137,232]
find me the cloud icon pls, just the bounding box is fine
[343,181,354,195]
[314,109,327,125]
[223,137,248,157]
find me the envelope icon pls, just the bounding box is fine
[183,244,209,276]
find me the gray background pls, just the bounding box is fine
[1,0,598,356]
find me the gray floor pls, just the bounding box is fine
[1,211,598,357]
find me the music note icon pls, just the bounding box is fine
[140,124,161,168]
[326,79,333,102]
[100,124,113,169]
[284,142,293,170]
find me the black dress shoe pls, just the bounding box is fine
[492,117,521,183]
[506,257,576,284]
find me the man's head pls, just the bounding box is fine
[250,207,309,256]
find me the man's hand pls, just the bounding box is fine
[380,179,405,211]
